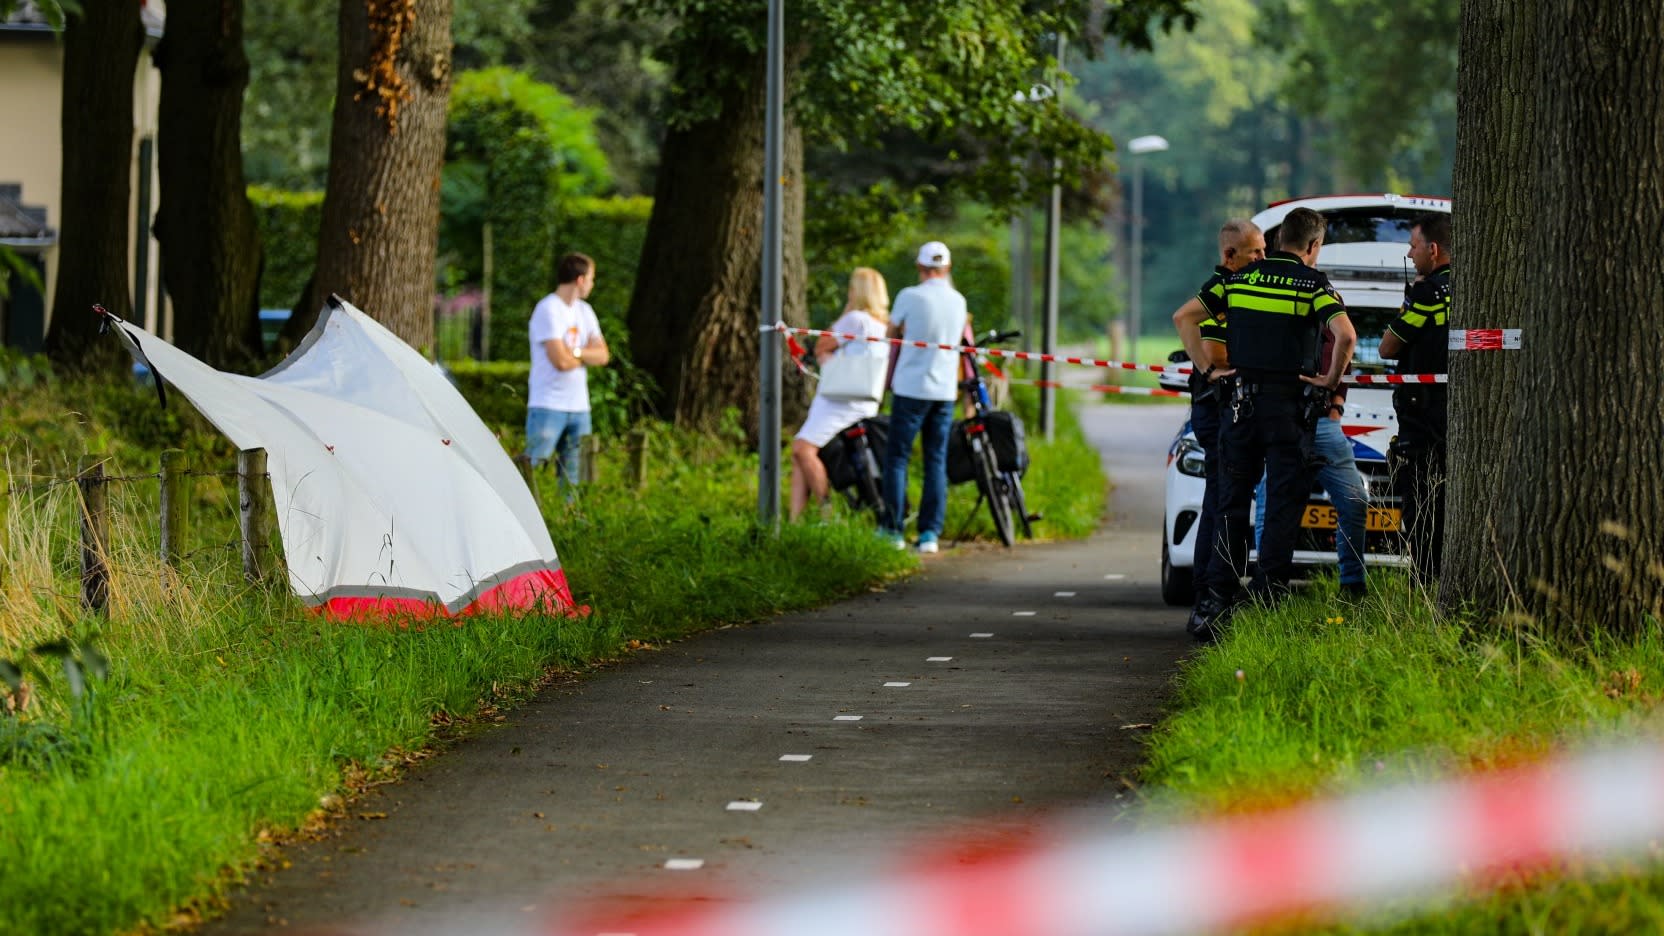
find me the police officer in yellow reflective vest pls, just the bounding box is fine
[1172,220,1264,625]
[1378,212,1451,585]
[1191,207,1357,641]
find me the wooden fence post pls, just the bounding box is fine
[627,429,649,489]
[159,449,187,578]
[238,448,271,584]
[77,455,108,613]
[579,436,601,484]
[514,453,539,500]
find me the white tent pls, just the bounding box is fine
[105,296,576,620]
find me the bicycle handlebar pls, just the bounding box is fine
[966,329,1022,347]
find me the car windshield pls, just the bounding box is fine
[1266,206,1441,247]
[1349,306,1400,370]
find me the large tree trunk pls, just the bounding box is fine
[289,0,452,349]
[1443,1,1664,637]
[153,0,263,370]
[43,2,143,371]
[626,53,809,433]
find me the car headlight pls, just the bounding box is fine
[1175,438,1207,478]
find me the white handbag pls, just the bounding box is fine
[817,337,888,402]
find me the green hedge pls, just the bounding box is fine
[445,69,612,362]
[555,195,651,350]
[248,186,323,312]
[445,357,649,440]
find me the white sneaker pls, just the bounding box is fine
[916,537,940,555]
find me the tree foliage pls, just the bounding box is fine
[1256,0,1456,185]
[1074,0,1453,335]
[242,0,540,189]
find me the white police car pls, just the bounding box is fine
[1159,194,1448,605]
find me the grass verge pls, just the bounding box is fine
[1,371,1101,935]
[1142,573,1664,932]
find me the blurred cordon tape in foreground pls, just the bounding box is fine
[532,738,1664,936]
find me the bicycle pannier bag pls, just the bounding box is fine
[819,416,890,491]
[946,412,1027,486]
[817,339,888,402]
[984,410,1029,475]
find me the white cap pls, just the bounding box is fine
[915,241,951,268]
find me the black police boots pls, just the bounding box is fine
[1186,594,1231,645]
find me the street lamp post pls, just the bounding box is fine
[1125,134,1168,362]
[757,0,784,527]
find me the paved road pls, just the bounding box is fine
[204,402,1191,936]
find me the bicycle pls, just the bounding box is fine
[819,416,896,528]
[953,329,1037,547]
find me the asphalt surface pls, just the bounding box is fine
[202,401,1193,936]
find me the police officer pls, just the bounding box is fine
[1192,207,1357,641]
[1172,219,1264,621]
[1378,212,1451,585]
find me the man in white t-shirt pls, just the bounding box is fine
[525,253,611,499]
[881,240,968,554]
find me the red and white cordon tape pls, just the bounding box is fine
[545,739,1664,936]
[1450,328,1522,350]
[766,323,1451,387]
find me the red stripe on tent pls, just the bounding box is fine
[316,567,581,621]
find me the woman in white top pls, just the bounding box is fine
[790,267,891,520]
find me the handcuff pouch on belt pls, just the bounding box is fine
[1228,376,1253,424]
[1299,382,1331,431]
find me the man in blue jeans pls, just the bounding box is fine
[1253,315,1367,597]
[1253,417,1369,595]
[882,241,968,554]
[524,253,611,501]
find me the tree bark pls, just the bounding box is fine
[1444,1,1664,637]
[626,52,809,433]
[289,0,452,349]
[153,0,264,370]
[43,2,143,371]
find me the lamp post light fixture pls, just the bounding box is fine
[1125,134,1168,360]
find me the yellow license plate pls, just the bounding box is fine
[1301,505,1401,532]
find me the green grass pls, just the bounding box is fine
[1143,574,1664,932]
[0,367,1103,935]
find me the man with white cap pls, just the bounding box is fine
[881,240,969,553]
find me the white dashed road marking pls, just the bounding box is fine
[664,859,704,870]
[970,633,994,638]
[926,656,953,662]
[884,681,911,687]
[779,754,812,762]
[726,801,762,812]
[1013,611,1037,617]
[833,715,864,721]
[1054,591,1076,597]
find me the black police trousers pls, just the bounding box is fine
[1189,393,1225,598]
[1392,437,1446,585]
[1205,392,1308,604]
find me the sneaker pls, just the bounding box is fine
[881,530,906,550]
[916,533,940,555]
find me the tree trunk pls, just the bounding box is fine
[626,52,809,433]
[289,0,452,350]
[153,0,264,370]
[1443,1,1664,637]
[43,2,143,371]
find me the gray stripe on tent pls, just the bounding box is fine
[303,558,569,615]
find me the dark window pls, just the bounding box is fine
[1266,206,1440,248]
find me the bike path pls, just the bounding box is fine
[203,403,1190,935]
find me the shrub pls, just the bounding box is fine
[248,186,323,312]
[444,69,611,361]
[555,195,652,349]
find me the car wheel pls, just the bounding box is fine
[1160,538,1193,607]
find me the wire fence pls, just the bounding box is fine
[0,449,279,615]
